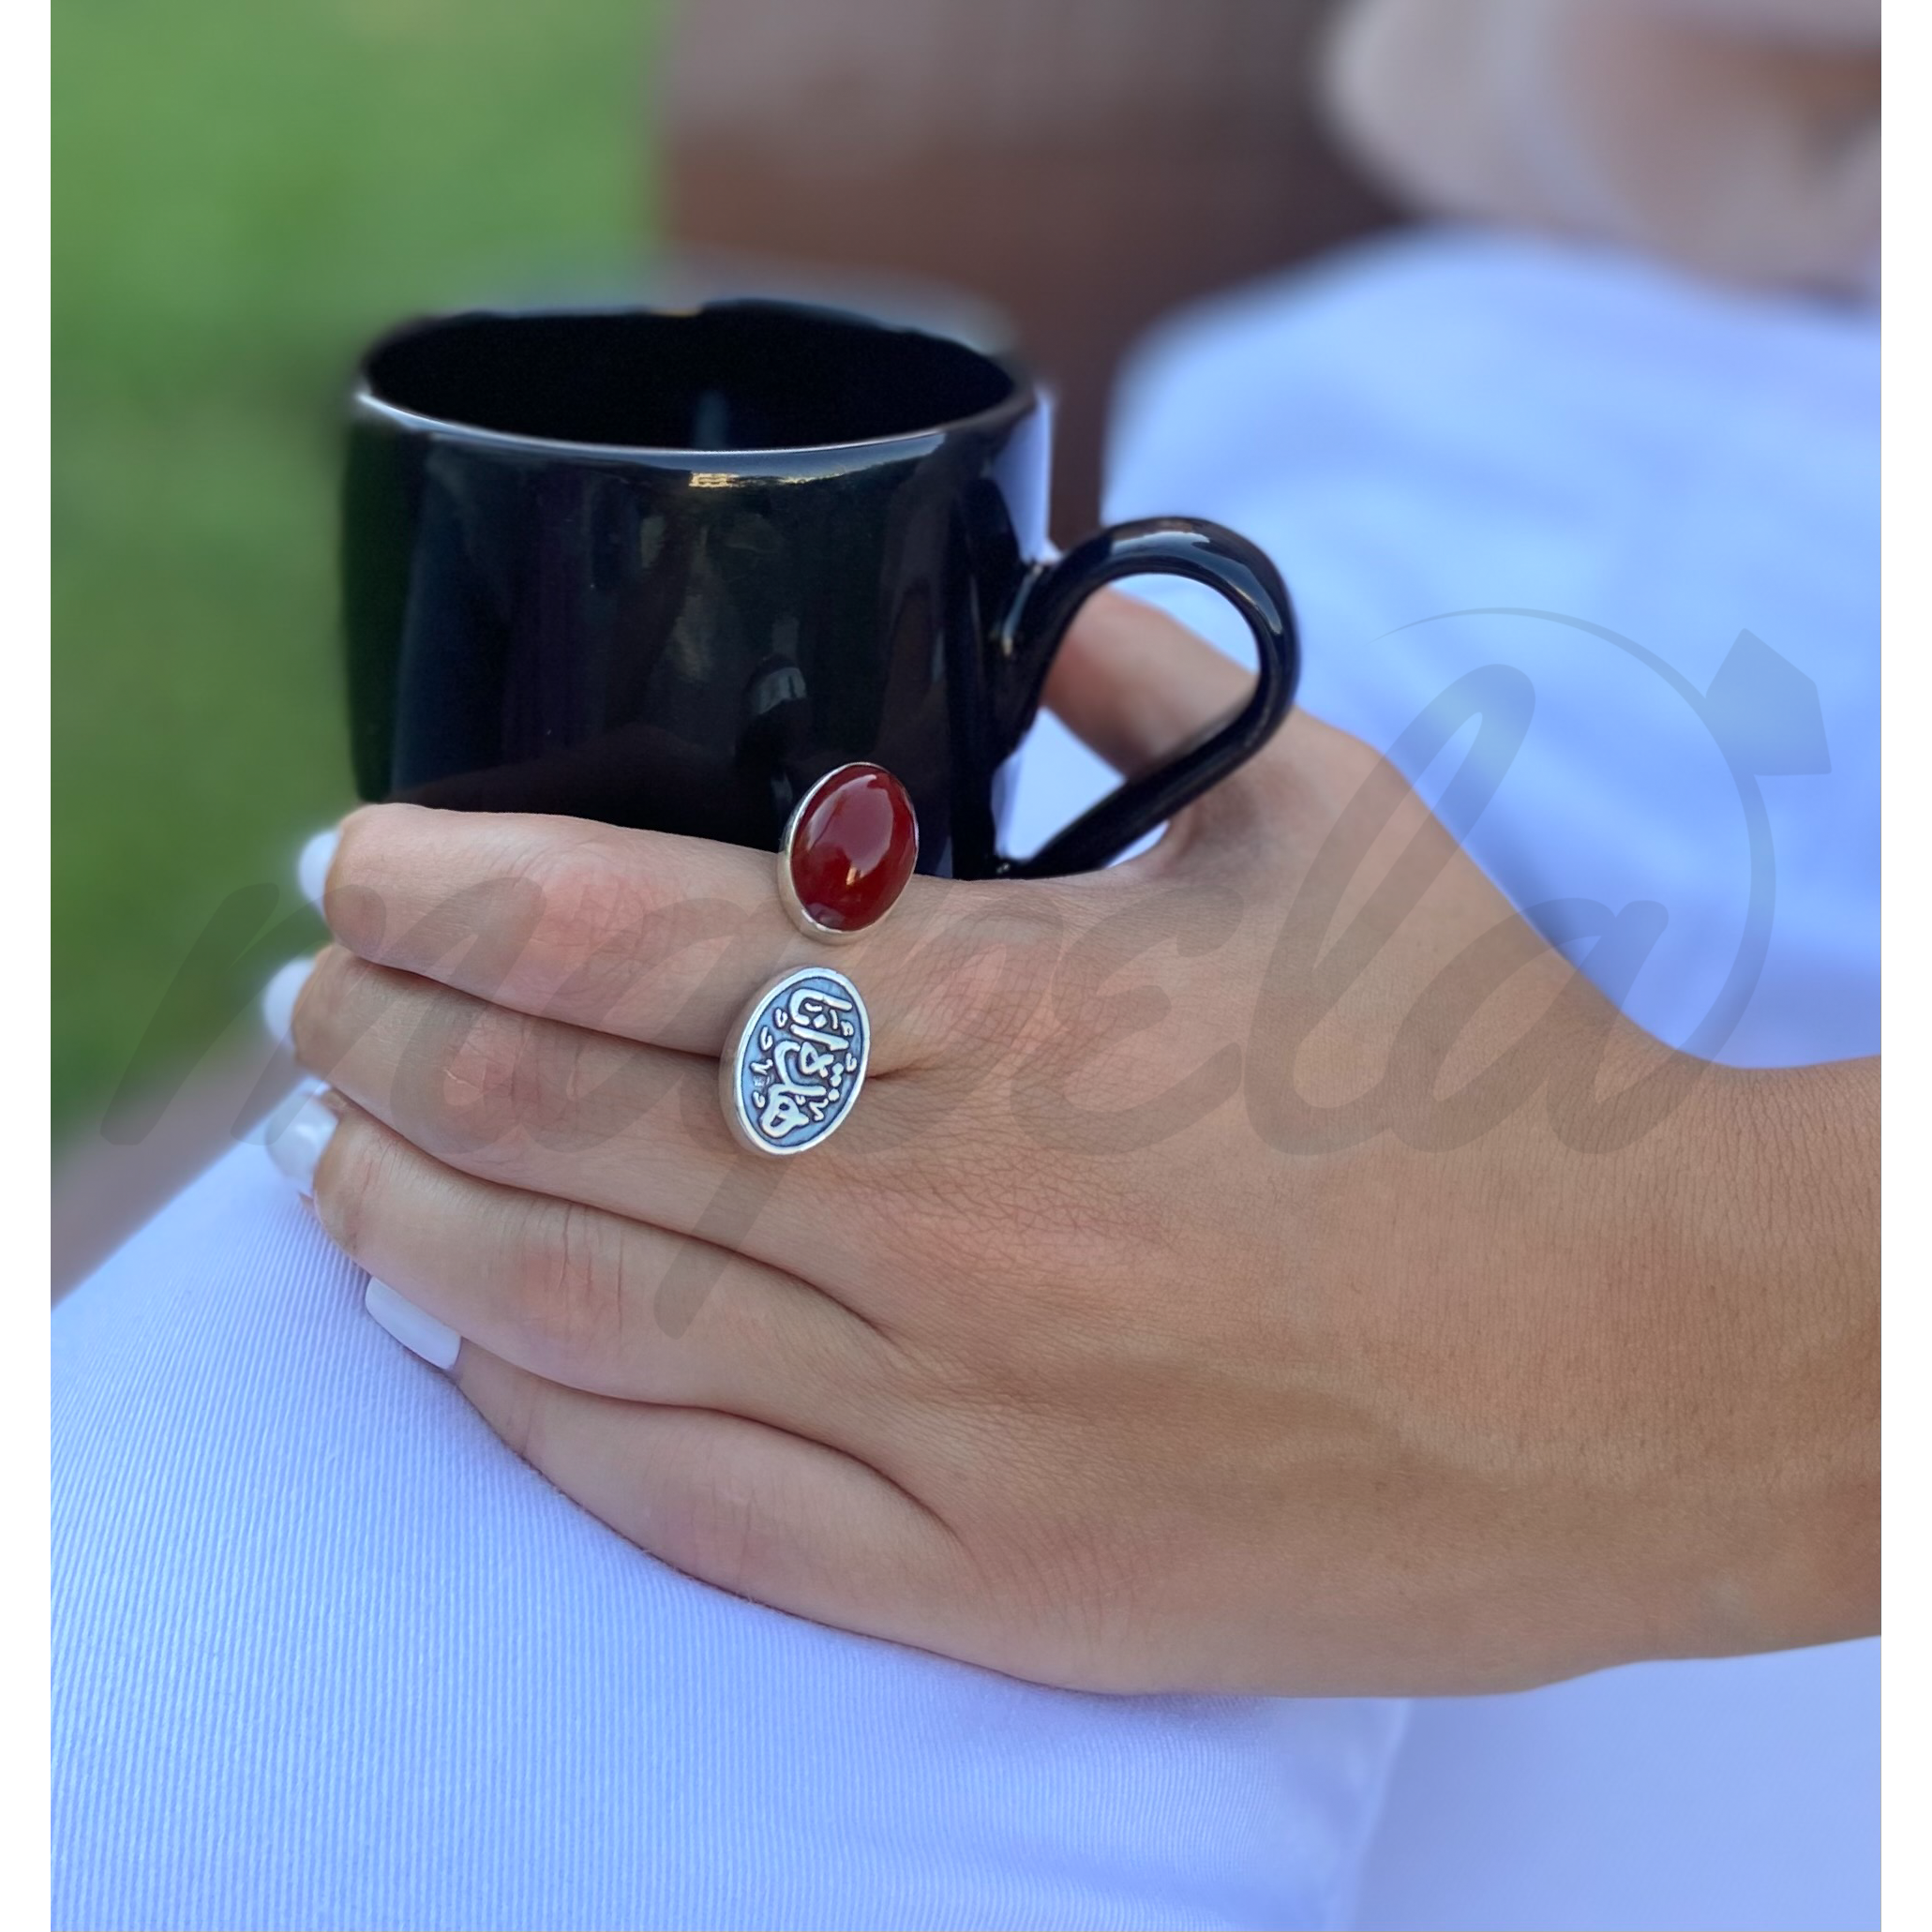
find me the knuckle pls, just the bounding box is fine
[326,806,396,951]
[502,1196,630,1366]
[288,944,359,1070]
[510,836,660,993]
[419,1000,583,1160]
[437,998,531,1108]
[311,1110,389,1263]
[412,1004,526,1159]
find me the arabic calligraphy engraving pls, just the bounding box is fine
[730,969,870,1153]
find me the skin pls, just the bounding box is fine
[289,592,1877,1696]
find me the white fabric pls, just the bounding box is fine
[52,1145,1405,1931]
[1355,1640,1879,1932]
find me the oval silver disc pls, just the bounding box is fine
[721,966,871,1157]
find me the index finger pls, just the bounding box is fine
[320,802,1066,1069]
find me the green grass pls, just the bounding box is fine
[54,0,663,1135]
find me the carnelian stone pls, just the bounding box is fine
[787,764,917,934]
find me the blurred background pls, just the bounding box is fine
[55,0,665,1190]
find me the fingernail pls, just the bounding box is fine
[263,1086,338,1196]
[298,828,339,909]
[262,954,315,1041]
[364,1278,461,1370]
[252,1071,326,1133]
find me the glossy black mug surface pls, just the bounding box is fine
[342,301,1297,878]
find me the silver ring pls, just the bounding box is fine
[720,966,871,1157]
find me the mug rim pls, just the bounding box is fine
[352,297,1039,462]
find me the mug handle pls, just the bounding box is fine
[995,517,1300,878]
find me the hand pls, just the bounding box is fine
[286,591,1876,1694]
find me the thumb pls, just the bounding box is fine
[1041,589,1260,780]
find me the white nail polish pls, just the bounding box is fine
[263,1089,337,1196]
[298,828,339,909]
[262,954,315,1041]
[364,1279,461,1371]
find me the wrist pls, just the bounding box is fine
[1630,1053,1879,1660]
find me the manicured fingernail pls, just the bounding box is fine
[364,1278,461,1370]
[253,1071,326,1131]
[298,828,339,908]
[263,1086,338,1195]
[262,954,315,1041]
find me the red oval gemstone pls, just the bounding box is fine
[786,764,918,935]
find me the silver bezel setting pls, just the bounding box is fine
[776,763,919,943]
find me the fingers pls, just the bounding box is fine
[317,801,1062,1068]
[295,947,831,1266]
[1041,589,1263,778]
[314,599,1281,1065]
[310,1097,906,1459]
[453,1344,972,1650]
[290,946,968,1291]
[310,598,1264,1057]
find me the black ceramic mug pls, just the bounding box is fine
[341,301,1297,878]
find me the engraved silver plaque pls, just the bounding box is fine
[720,966,871,1156]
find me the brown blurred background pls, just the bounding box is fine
[661,0,1395,536]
